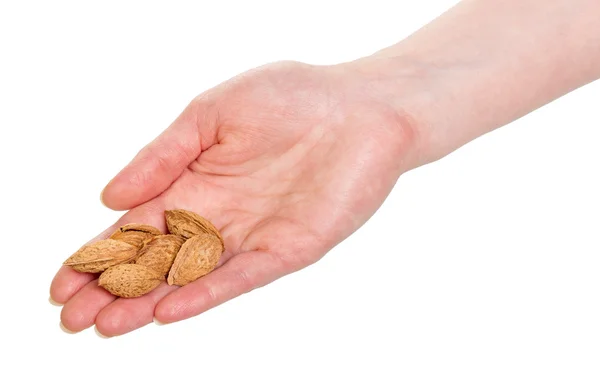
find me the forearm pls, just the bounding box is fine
[347,0,600,165]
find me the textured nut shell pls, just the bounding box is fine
[109,223,162,249]
[98,264,164,298]
[165,209,224,249]
[63,239,139,273]
[167,234,223,286]
[135,234,185,275]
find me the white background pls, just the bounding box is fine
[1,1,599,374]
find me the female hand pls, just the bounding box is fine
[50,61,420,336]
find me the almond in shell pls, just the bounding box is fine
[63,239,138,273]
[165,209,224,249]
[109,223,162,249]
[98,264,164,298]
[135,234,186,275]
[167,233,223,287]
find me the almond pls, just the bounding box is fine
[98,264,164,298]
[165,209,224,250]
[167,233,223,286]
[63,239,138,273]
[109,223,162,249]
[135,234,186,275]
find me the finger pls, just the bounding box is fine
[101,100,217,211]
[50,266,96,305]
[95,282,177,337]
[155,251,288,324]
[60,279,117,332]
[50,200,166,306]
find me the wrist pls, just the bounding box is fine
[330,54,448,169]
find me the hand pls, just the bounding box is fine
[50,61,420,336]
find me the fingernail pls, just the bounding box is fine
[94,326,112,339]
[100,186,108,207]
[48,296,62,307]
[59,322,76,334]
[153,317,167,326]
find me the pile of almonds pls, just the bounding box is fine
[63,209,224,298]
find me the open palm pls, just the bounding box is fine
[50,61,417,336]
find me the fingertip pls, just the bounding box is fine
[101,164,169,211]
[100,184,109,208]
[49,271,67,304]
[50,266,96,304]
[94,326,112,339]
[153,317,167,326]
[95,308,124,338]
[153,285,185,324]
[59,321,76,334]
[100,178,135,211]
[154,298,182,324]
[60,305,87,333]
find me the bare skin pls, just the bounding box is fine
[51,62,418,335]
[50,0,600,336]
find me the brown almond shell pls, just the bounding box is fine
[135,234,186,275]
[109,223,163,249]
[63,239,139,273]
[167,233,223,287]
[165,209,224,250]
[98,264,164,298]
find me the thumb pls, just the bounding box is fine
[101,100,217,211]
